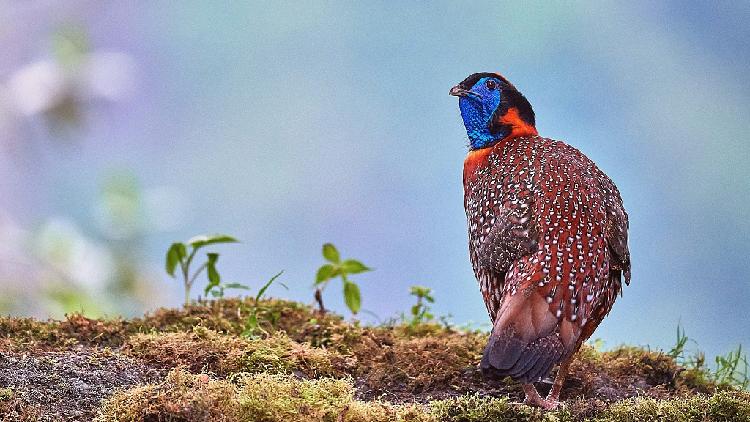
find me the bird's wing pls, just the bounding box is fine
[475,196,538,274]
[599,174,631,285]
[468,187,538,321]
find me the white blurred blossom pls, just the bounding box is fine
[0,49,137,144]
[35,217,115,291]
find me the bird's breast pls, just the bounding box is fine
[463,146,495,185]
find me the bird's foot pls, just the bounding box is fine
[523,395,561,410]
[522,383,561,410]
[545,390,561,404]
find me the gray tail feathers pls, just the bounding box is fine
[480,332,564,383]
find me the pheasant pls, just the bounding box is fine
[450,72,631,409]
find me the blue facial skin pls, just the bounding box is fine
[458,77,503,150]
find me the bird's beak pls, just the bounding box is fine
[449,85,470,97]
[449,85,480,99]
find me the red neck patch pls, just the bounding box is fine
[464,147,494,183]
[499,107,538,140]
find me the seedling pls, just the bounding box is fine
[204,281,251,299]
[667,324,689,359]
[666,323,749,390]
[407,285,435,327]
[242,270,285,338]
[165,234,238,305]
[314,243,371,314]
[714,344,750,389]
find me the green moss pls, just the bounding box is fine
[123,328,345,377]
[0,298,352,349]
[594,391,750,421]
[0,387,40,421]
[3,298,749,421]
[98,369,431,422]
[348,326,491,398]
[97,369,237,421]
[428,394,553,422]
[601,346,680,387]
[99,375,750,422]
[0,387,13,400]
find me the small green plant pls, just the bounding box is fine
[714,345,750,389]
[667,324,689,359]
[165,234,238,305]
[204,281,250,299]
[406,285,435,327]
[588,338,606,352]
[314,243,371,315]
[242,270,285,338]
[666,323,749,390]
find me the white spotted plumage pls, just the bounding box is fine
[465,135,630,329]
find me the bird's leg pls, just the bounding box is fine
[545,357,572,403]
[522,383,559,410]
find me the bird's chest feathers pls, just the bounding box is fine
[463,147,495,185]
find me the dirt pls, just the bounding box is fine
[0,347,163,421]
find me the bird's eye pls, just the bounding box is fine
[485,80,497,90]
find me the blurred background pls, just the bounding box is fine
[0,2,748,360]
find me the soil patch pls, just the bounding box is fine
[0,346,163,421]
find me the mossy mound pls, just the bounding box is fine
[97,369,750,422]
[0,298,747,421]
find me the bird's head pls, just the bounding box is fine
[450,72,537,150]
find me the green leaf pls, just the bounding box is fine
[187,234,239,249]
[322,243,340,263]
[343,281,361,314]
[410,285,431,298]
[256,270,284,302]
[165,242,186,276]
[315,264,336,284]
[223,283,250,290]
[206,253,220,285]
[340,259,371,274]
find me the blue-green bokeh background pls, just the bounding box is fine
[1,2,748,360]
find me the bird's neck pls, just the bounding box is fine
[464,116,539,184]
[465,107,538,150]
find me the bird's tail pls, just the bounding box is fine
[480,290,569,383]
[480,329,564,383]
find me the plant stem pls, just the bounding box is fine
[181,260,190,306]
[183,262,207,306]
[314,288,326,314]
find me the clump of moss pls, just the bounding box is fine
[97,369,237,421]
[595,390,750,421]
[98,369,430,422]
[0,298,353,350]
[0,387,41,422]
[99,370,750,422]
[562,345,688,401]
[123,327,348,378]
[0,317,68,349]
[140,298,352,343]
[355,332,488,398]
[3,298,749,421]
[428,394,549,422]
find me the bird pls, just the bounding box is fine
[450,72,631,409]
